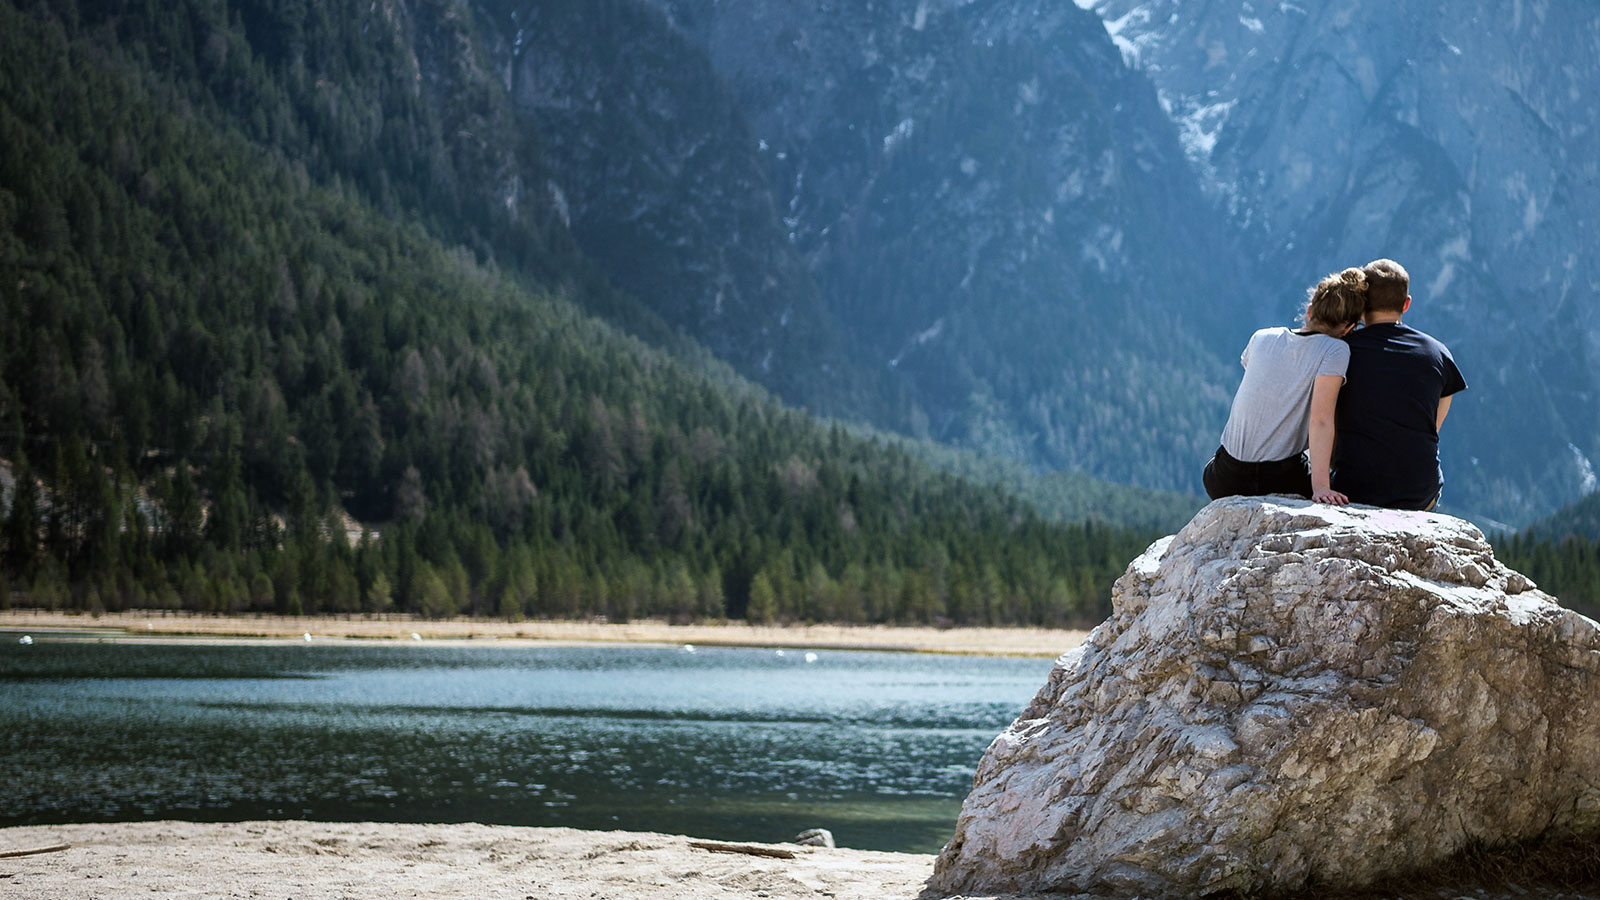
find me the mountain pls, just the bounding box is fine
[468,0,1596,524]
[0,0,1178,624]
[472,0,1250,493]
[1077,0,1600,524]
[467,0,890,420]
[8,0,1590,551]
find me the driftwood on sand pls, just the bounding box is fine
[688,840,798,859]
[0,842,71,859]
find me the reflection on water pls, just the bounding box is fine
[0,632,1054,852]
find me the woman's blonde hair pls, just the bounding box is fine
[1304,267,1367,330]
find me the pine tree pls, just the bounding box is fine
[496,546,536,621]
[746,570,777,625]
[2,455,41,581]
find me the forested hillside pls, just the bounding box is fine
[1523,492,1600,542]
[1495,532,1600,621]
[1495,492,1600,619]
[0,0,1175,626]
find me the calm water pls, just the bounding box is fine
[0,631,1052,852]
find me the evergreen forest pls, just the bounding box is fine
[1495,531,1600,621]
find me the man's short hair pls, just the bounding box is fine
[1363,258,1409,312]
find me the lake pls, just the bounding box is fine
[0,631,1055,853]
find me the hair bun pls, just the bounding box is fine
[1304,267,1371,328]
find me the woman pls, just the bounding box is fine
[1203,267,1367,505]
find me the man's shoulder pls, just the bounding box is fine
[1394,324,1460,365]
[1396,321,1442,340]
[1407,324,1456,354]
[1401,324,1466,390]
[1349,322,1451,351]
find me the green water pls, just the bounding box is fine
[0,631,1054,852]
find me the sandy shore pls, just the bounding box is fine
[4,821,1593,900]
[0,820,1008,900]
[0,609,1087,657]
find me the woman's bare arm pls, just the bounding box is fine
[1309,374,1349,505]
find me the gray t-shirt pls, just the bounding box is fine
[1219,327,1350,462]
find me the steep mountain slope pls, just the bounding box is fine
[1079,0,1600,524]
[469,0,887,420]
[476,0,1252,492]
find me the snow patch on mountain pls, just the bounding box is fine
[1426,234,1471,300]
[1081,225,1124,274]
[1100,5,1159,68]
[888,318,946,369]
[884,117,916,154]
[1572,443,1598,496]
[1177,98,1235,160]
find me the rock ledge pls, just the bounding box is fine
[932,497,1600,898]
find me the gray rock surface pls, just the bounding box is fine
[793,828,836,848]
[932,496,1600,898]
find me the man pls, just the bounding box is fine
[1331,258,1466,510]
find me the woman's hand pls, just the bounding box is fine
[1311,486,1349,506]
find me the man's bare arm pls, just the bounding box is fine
[1436,394,1453,432]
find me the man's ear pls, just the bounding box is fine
[1402,295,1413,314]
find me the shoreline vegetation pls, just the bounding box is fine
[0,608,1089,657]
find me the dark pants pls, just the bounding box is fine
[1203,445,1312,500]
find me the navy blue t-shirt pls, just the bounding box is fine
[1331,322,1466,509]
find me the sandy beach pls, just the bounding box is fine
[0,820,997,900]
[0,609,1089,657]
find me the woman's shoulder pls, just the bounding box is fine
[1305,331,1351,372]
[1308,331,1351,354]
[1300,330,1347,346]
[1250,328,1348,365]
[1246,325,1292,346]
[1279,328,1349,350]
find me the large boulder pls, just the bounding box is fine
[932,496,1600,898]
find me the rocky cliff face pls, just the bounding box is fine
[932,496,1600,897]
[1081,0,1600,522]
[638,0,1248,488]
[470,0,880,418]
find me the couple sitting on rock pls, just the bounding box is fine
[1203,258,1466,511]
